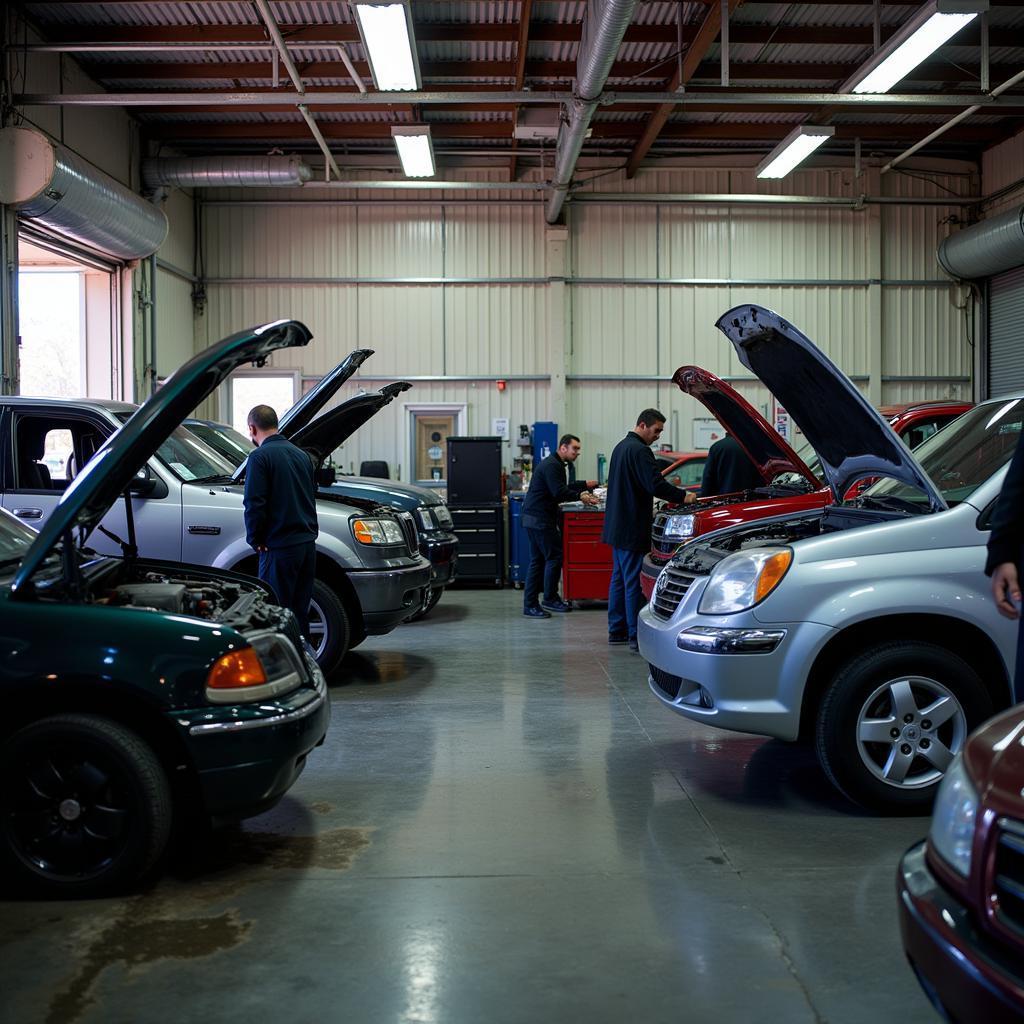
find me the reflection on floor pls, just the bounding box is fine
[0,589,936,1024]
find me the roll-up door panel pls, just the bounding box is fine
[989,265,1024,398]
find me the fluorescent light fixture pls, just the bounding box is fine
[392,126,435,177]
[352,1,421,91]
[844,0,987,94]
[756,125,835,179]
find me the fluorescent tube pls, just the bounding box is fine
[392,126,435,177]
[352,2,420,91]
[756,126,835,179]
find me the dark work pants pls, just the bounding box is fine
[259,541,316,638]
[607,547,645,641]
[524,524,563,609]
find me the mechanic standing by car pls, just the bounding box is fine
[987,429,1024,699]
[699,432,763,497]
[243,404,319,640]
[603,409,695,650]
[522,433,599,618]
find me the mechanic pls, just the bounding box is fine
[522,433,599,618]
[699,432,763,497]
[602,409,695,650]
[243,404,319,640]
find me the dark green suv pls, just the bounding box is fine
[0,320,330,897]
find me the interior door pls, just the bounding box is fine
[415,415,456,483]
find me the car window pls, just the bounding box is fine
[866,399,1024,507]
[187,423,252,468]
[676,459,705,488]
[116,415,235,481]
[11,416,105,491]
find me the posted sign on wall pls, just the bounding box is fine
[772,399,791,440]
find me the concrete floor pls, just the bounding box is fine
[0,589,938,1024]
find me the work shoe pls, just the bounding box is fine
[523,606,552,618]
[628,637,640,652]
[608,633,629,645]
[541,599,571,613]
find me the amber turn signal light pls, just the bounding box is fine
[754,550,792,604]
[207,647,267,690]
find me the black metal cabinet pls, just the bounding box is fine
[448,504,504,586]
[447,436,502,504]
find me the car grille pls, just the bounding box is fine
[651,564,697,620]
[993,817,1024,940]
[650,512,679,555]
[649,664,683,700]
[397,512,419,557]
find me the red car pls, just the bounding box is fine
[654,450,707,493]
[639,367,971,601]
[898,703,1024,1021]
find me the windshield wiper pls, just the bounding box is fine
[192,473,235,484]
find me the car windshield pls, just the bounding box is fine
[0,509,39,573]
[187,422,251,469]
[863,398,1024,508]
[115,415,236,481]
[791,438,822,480]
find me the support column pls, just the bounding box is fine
[546,223,570,427]
[865,169,884,407]
[0,205,18,395]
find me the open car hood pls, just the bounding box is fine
[14,319,313,592]
[671,365,819,487]
[715,304,946,511]
[230,347,372,483]
[290,381,413,466]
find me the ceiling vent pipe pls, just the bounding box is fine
[142,155,313,190]
[0,126,167,261]
[545,0,638,225]
[937,204,1024,279]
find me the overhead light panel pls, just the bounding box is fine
[756,125,835,179]
[352,1,421,91]
[845,0,987,94]
[392,126,435,178]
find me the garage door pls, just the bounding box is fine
[989,264,1024,397]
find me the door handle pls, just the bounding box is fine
[12,507,43,520]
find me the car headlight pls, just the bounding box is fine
[928,754,978,878]
[205,631,302,704]
[417,508,434,531]
[353,517,405,545]
[662,514,695,540]
[434,505,452,528]
[698,548,792,614]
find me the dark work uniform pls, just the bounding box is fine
[522,452,589,609]
[243,433,319,638]
[602,432,691,643]
[985,431,1024,700]
[698,434,763,498]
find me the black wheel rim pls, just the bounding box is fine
[3,739,134,882]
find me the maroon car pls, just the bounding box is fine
[898,703,1024,1021]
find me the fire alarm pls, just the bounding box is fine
[496,379,507,392]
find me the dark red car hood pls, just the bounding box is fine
[965,704,1024,812]
[672,365,819,487]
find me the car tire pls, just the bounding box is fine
[308,580,349,675]
[404,586,443,623]
[816,641,992,814]
[0,713,172,897]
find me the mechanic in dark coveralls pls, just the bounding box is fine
[602,409,695,650]
[522,433,599,618]
[243,404,319,639]
[987,430,1024,699]
[698,433,763,497]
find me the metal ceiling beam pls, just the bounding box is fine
[20,91,1017,109]
[509,0,534,181]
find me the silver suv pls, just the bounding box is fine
[639,304,1018,813]
[1,382,430,674]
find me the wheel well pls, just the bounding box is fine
[230,552,364,645]
[799,614,1012,740]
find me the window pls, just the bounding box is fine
[11,416,106,492]
[226,372,299,435]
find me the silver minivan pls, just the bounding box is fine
[639,304,1019,813]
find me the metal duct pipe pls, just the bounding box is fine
[937,204,1024,279]
[0,126,167,260]
[142,156,313,189]
[545,0,638,224]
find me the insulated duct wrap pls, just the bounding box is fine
[142,155,313,189]
[0,127,167,261]
[937,204,1024,279]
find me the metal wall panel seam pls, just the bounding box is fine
[441,204,447,377]
[200,276,957,287]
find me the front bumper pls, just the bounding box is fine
[640,551,670,602]
[176,656,331,823]
[898,842,1024,1022]
[637,599,833,741]
[349,555,432,634]
[421,531,458,586]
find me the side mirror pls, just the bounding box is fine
[316,466,337,487]
[129,465,158,496]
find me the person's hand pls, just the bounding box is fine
[580,491,600,506]
[992,562,1021,619]
[585,479,599,489]
[684,491,698,504]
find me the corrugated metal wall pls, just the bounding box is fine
[982,132,1024,217]
[155,189,197,380]
[199,164,975,480]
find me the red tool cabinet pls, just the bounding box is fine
[561,509,613,601]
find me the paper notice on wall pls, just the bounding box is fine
[772,399,791,440]
[492,417,510,441]
[692,418,724,450]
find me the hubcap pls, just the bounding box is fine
[855,675,967,790]
[306,597,328,659]
[59,798,82,822]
